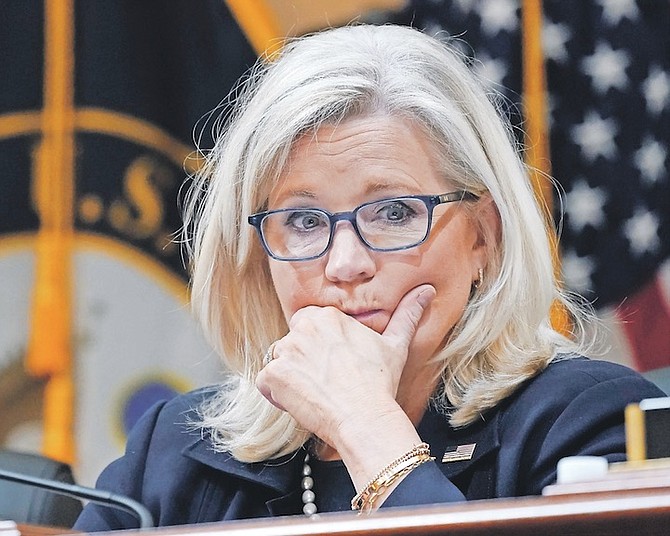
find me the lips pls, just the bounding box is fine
[349,309,382,321]
[346,309,388,332]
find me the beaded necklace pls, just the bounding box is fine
[300,452,317,516]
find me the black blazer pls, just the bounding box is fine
[74,357,665,530]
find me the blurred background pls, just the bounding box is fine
[0,0,667,486]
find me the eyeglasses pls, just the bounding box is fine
[248,190,478,261]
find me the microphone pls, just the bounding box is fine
[0,468,154,529]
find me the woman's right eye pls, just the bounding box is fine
[284,211,326,231]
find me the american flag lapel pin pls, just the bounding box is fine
[441,443,477,463]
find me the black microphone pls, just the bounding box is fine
[0,468,154,529]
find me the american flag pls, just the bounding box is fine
[389,1,670,386]
[442,443,477,463]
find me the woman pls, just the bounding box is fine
[75,24,664,529]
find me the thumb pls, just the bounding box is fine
[382,284,436,349]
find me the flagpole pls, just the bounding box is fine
[522,0,552,201]
[26,0,76,464]
[521,0,570,334]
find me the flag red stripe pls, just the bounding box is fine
[617,275,670,373]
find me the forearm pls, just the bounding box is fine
[331,401,464,510]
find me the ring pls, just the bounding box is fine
[263,342,277,366]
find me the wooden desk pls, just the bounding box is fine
[79,487,670,536]
[12,486,670,536]
[6,522,63,536]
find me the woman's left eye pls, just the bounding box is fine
[375,202,415,222]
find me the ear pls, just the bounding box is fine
[470,194,501,280]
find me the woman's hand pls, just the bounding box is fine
[255,284,435,448]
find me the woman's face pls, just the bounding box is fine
[267,115,489,401]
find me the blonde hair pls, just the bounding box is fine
[182,24,593,462]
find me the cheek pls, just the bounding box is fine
[409,236,476,353]
[424,284,470,330]
[269,262,318,320]
[414,272,472,353]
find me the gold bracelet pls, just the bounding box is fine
[351,442,434,512]
[358,454,433,512]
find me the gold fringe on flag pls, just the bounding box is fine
[521,0,570,334]
[26,0,76,465]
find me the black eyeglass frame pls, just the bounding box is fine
[247,190,479,261]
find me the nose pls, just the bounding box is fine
[324,221,376,283]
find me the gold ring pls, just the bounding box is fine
[263,342,277,366]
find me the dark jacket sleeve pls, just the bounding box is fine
[388,358,665,506]
[381,461,466,507]
[73,400,168,531]
[497,359,666,497]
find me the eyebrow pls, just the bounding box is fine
[272,189,317,206]
[365,180,415,195]
[275,180,417,206]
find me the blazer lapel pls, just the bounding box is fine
[418,406,501,482]
[182,435,305,514]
